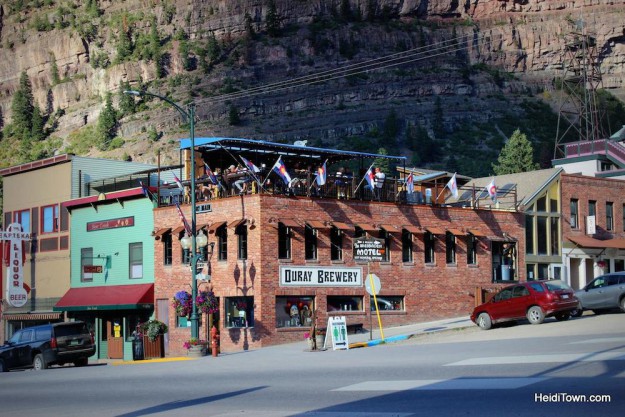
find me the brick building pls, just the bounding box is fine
[153,138,524,354]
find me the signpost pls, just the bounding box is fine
[1,223,32,308]
[353,237,386,342]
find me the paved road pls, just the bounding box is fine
[1,313,623,417]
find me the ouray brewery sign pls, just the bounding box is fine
[280,266,362,287]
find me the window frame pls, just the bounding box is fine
[606,202,614,231]
[162,232,173,266]
[445,231,456,264]
[330,226,343,261]
[40,204,59,234]
[13,209,30,234]
[217,224,228,261]
[401,229,413,263]
[278,222,291,260]
[380,229,390,262]
[304,224,318,261]
[467,234,477,265]
[129,242,143,279]
[81,247,93,282]
[236,223,248,260]
[570,199,579,229]
[424,232,435,264]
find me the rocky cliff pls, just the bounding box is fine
[0,0,623,172]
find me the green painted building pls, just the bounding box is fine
[55,187,156,361]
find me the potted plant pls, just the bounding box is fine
[315,327,326,349]
[184,337,207,357]
[140,319,168,358]
[172,291,192,317]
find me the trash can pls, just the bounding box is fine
[132,335,144,361]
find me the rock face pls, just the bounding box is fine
[0,0,623,165]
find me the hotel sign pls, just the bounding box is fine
[87,216,135,232]
[280,266,362,287]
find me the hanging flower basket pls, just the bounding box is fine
[172,291,192,317]
[196,290,219,314]
[597,260,607,269]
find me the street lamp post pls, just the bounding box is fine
[124,90,201,339]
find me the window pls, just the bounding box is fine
[330,227,343,261]
[606,202,614,231]
[536,196,546,212]
[162,232,172,266]
[525,216,534,255]
[236,224,247,260]
[537,217,547,255]
[445,232,456,264]
[589,200,596,217]
[278,222,291,259]
[217,224,227,261]
[275,296,313,328]
[424,232,435,264]
[370,295,404,311]
[550,217,559,255]
[81,247,93,282]
[467,234,477,265]
[305,224,317,261]
[129,242,143,279]
[327,295,363,312]
[354,226,366,238]
[13,209,30,233]
[570,199,579,229]
[402,229,413,263]
[41,204,59,233]
[226,296,253,328]
[380,230,390,262]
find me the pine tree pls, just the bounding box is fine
[492,129,539,175]
[373,148,390,174]
[97,92,118,150]
[11,71,35,139]
[30,105,46,142]
[228,105,241,126]
[118,81,135,117]
[266,0,281,37]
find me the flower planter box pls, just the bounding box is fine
[142,335,164,359]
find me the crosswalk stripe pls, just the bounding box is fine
[569,337,625,344]
[445,351,625,366]
[334,378,545,391]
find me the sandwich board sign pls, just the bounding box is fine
[326,316,349,350]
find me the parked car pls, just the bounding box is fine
[471,280,578,330]
[0,321,95,372]
[571,273,625,316]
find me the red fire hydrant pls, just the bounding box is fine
[210,325,219,357]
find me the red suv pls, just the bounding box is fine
[471,280,578,330]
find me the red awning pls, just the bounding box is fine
[568,235,625,249]
[54,284,154,312]
[402,225,422,234]
[380,224,399,233]
[425,227,445,235]
[306,220,329,229]
[330,222,353,231]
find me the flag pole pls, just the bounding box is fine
[261,156,282,188]
[353,162,375,194]
[308,158,329,192]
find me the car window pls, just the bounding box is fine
[495,288,513,301]
[544,280,572,291]
[512,286,530,297]
[529,283,544,293]
[606,276,619,286]
[19,329,34,343]
[8,331,22,344]
[588,277,606,289]
[619,275,625,285]
[35,328,51,340]
[54,323,89,338]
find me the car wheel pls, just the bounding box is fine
[620,297,625,313]
[476,312,492,330]
[570,306,583,317]
[0,359,7,372]
[33,354,48,370]
[74,358,88,367]
[555,312,570,321]
[527,306,545,325]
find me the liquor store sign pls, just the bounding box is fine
[280,266,362,287]
[1,223,32,307]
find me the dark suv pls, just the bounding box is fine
[0,321,95,371]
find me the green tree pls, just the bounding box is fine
[373,147,390,174]
[492,129,539,175]
[97,92,118,150]
[266,0,281,37]
[30,105,46,142]
[244,12,255,40]
[382,109,400,151]
[118,81,135,117]
[11,71,35,139]
[148,16,161,61]
[228,105,241,126]
[115,25,133,63]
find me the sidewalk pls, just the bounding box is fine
[98,316,474,365]
[346,316,473,348]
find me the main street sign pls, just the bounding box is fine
[353,237,385,262]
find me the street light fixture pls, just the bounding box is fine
[123,89,202,339]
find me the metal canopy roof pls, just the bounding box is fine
[179,137,407,164]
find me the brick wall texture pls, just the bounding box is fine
[154,194,524,354]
